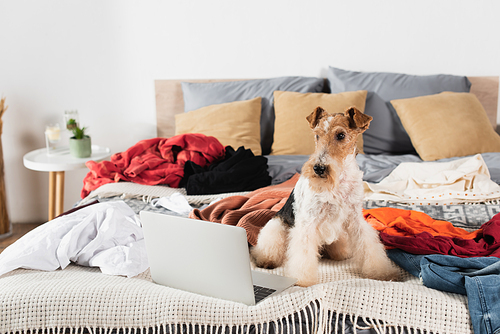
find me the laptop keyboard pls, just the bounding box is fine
[253,285,276,303]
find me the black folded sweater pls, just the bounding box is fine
[181,146,272,195]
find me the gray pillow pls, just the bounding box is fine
[182,77,324,155]
[327,67,471,155]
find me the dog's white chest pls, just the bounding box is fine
[293,177,348,244]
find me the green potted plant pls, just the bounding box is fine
[66,118,78,131]
[69,124,91,158]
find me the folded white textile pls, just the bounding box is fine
[0,201,148,278]
[363,154,500,205]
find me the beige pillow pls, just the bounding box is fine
[175,97,262,155]
[391,92,500,161]
[271,90,368,155]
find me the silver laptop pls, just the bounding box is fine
[140,211,297,305]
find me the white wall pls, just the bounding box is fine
[1,0,499,223]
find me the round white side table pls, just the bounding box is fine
[23,145,111,220]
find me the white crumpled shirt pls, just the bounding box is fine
[0,201,148,278]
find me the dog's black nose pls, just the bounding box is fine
[313,164,326,176]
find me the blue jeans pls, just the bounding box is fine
[388,249,500,334]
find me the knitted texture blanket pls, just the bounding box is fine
[0,259,471,334]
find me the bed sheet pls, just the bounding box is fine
[98,195,499,233]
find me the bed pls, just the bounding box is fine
[1,68,500,334]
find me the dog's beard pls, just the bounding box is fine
[302,160,337,193]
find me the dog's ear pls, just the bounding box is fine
[345,107,372,131]
[307,107,328,129]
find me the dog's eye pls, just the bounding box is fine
[336,132,345,141]
[315,135,319,141]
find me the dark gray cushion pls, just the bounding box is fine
[182,77,324,155]
[327,67,471,155]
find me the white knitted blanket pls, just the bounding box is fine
[8,183,470,333]
[0,258,471,334]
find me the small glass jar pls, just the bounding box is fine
[64,110,79,131]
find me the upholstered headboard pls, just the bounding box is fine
[154,76,499,139]
[468,76,500,128]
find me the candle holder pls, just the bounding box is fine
[45,123,63,155]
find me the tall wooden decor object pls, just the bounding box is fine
[0,97,9,236]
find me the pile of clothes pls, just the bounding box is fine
[81,134,271,198]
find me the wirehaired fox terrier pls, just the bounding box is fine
[251,106,400,287]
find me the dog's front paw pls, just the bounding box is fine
[250,246,284,269]
[251,251,277,270]
[254,261,277,270]
[286,264,318,287]
[251,217,288,269]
